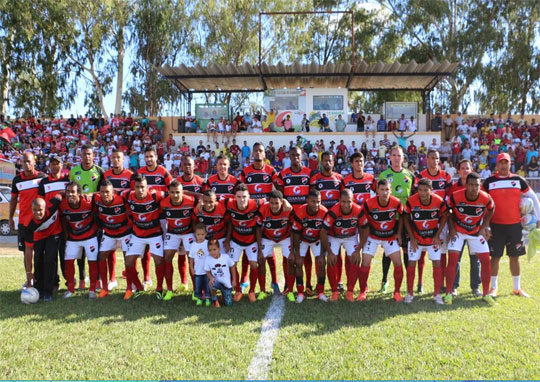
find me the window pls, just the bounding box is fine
[313,95,343,111]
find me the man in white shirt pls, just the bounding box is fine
[407,116,417,132]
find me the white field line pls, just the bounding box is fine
[247,294,286,380]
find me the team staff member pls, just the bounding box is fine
[378,146,413,293]
[484,153,540,298]
[22,197,63,302]
[446,173,495,305]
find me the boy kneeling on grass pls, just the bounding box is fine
[205,239,237,307]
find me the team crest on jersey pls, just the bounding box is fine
[248,213,254,218]
[389,212,395,219]
[91,174,98,182]
[188,238,194,243]
[121,180,128,188]
[302,177,309,185]
[315,221,322,227]
[404,177,409,183]
[90,246,96,252]
[431,211,437,218]
[480,238,485,244]
[282,220,287,226]
[334,181,340,187]
[476,208,482,214]
[155,242,161,248]
[511,181,517,187]
[146,204,152,211]
[439,181,445,188]
[155,177,161,184]
[263,175,270,182]
[114,207,121,214]
[214,218,219,224]
[183,210,190,216]
[82,214,89,219]
[228,185,234,193]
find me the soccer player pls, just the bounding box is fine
[321,189,364,302]
[177,156,204,198]
[275,146,315,296]
[484,152,540,298]
[447,159,481,296]
[59,182,100,299]
[224,183,261,302]
[403,178,448,304]
[204,155,239,200]
[22,197,63,302]
[378,146,413,293]
[137,146,173,289]
[93,180,131,298]
[291,190,328,302]
[124,174,166,300]
[446,172,495,305]
[342,152,376,206]
[412,149,452,293]
[193,189,229,248]
[161,180,197,298]
[356,179,405,302]
[256,190,292,301]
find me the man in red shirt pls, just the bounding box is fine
[204,155,239,200]
[342,152,376,206]
[484,153,540,298]
[177,156,204,197]
[193,189,229,248]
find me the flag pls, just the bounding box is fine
[0,127,15,143]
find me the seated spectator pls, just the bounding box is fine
[318,113,331,132]
[527,156,539,177]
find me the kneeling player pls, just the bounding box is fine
[356,179,404,302]
[446,172,495,305]
[291,190,328,302]
[403,178,448,304]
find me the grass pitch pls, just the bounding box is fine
[1,245,539,380]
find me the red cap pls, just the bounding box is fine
[496,152,511,162]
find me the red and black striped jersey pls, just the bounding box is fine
[38,173,70,202]
[125,190,165,238]
[483,174,528,225]
[448,178,466,199]
[342,172,375,206]
[93,193,131,238]
[226,198,260,245]
[276,166,313,207]
[310,171,343,208]
[177,174,205,194]
[60,194,97,241]
[23,196,62,247]
[256,202,292,242]
[204,174,239,200]
[323,202,364,239]
[413,169,452,199]
[448,189,494,235]
[11,170,47,223]
[192,200,229,240]
[160,195,197,235]
[136,165,172,192]
[405,193,447,245]
[240,163,278,199]
[363,196,403,241]
[103,168,134,192]
[291,204,328,243]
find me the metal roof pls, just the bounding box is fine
[159,60,458,93]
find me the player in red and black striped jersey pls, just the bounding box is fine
[357,179,405,302]
[321,189,365,302]
[59,182,99,298]
[224,183,261,302]
[446,173,495,304]
[240,142,278,200]
[403,178,448,304]
[193,189,229,242]
[103,149,134,192]
[291,190,328,302]
[22,196,63,300]
[411,150,452,293]
[256,191,292,300]
[275,146,315,296]
[204,155,239,200]
[124,174,166,300]
[342,152,376,206]
[177,156,204,198]
[483,152,540,298]
[93,180,131,298]
[161,180,198,299]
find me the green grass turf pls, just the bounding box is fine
[1,248,539,379]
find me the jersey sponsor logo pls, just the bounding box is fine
[380,222,389,230]
[106,215,115,223]
[292,186,301,195]
[239,220,249,227]
[254,184,263,193]
[422,220,430,229]
[174,219,184,226]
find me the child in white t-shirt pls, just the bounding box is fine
[204,239,237,307]
[188,224,210,306]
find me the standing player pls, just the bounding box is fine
[224,183,261,302]
[93,180,131,298]
[160,180,197,299]
[275,146,315,296]
[291,190,328,302]
[193,189,229,248]
[204,155,239,200]
[137,146,173,289]
[484,153,540,298]
[103,149,134,289]
[378,146,413,293]
[446,173,495,305]
[177,156,204,197]
[321,189,364,302]
[342,152,376,206]
[412,149,452,293]
[403,178,448,304]
[256,191,292,301]
[356,179,405,302]
[124,175,166,300]
[59,182,100,299]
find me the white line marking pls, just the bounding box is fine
[247,295,286,380]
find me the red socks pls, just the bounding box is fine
[89,261,98,292]
[65,259,75,292]
[258,267,266,292]
[304,253,313,286]
[107,252,116,281]
[165,262,174,291]
[477,252,491,296]
[336,254,343,283]
[445,251,460,293]
[327,264,338,292]
[142,250,151,282]
[177,254,188,285]
[346,261,358,292]
[155,263,165,291]
[406,265,415,295]
[433,266,443,296]
[266,255,277,284]
[234,266,242,293]
[98,260,109,292]
[393,264,403,293]
[417,252,426,286]
[126,265,143,291]
[249,267,259,293]
[286,273,295,291]
[241,253,249,283]
[358,265,371,293]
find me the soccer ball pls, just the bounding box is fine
[520,197,534,215]
[21,287,40,304]
[520,213,537,231]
